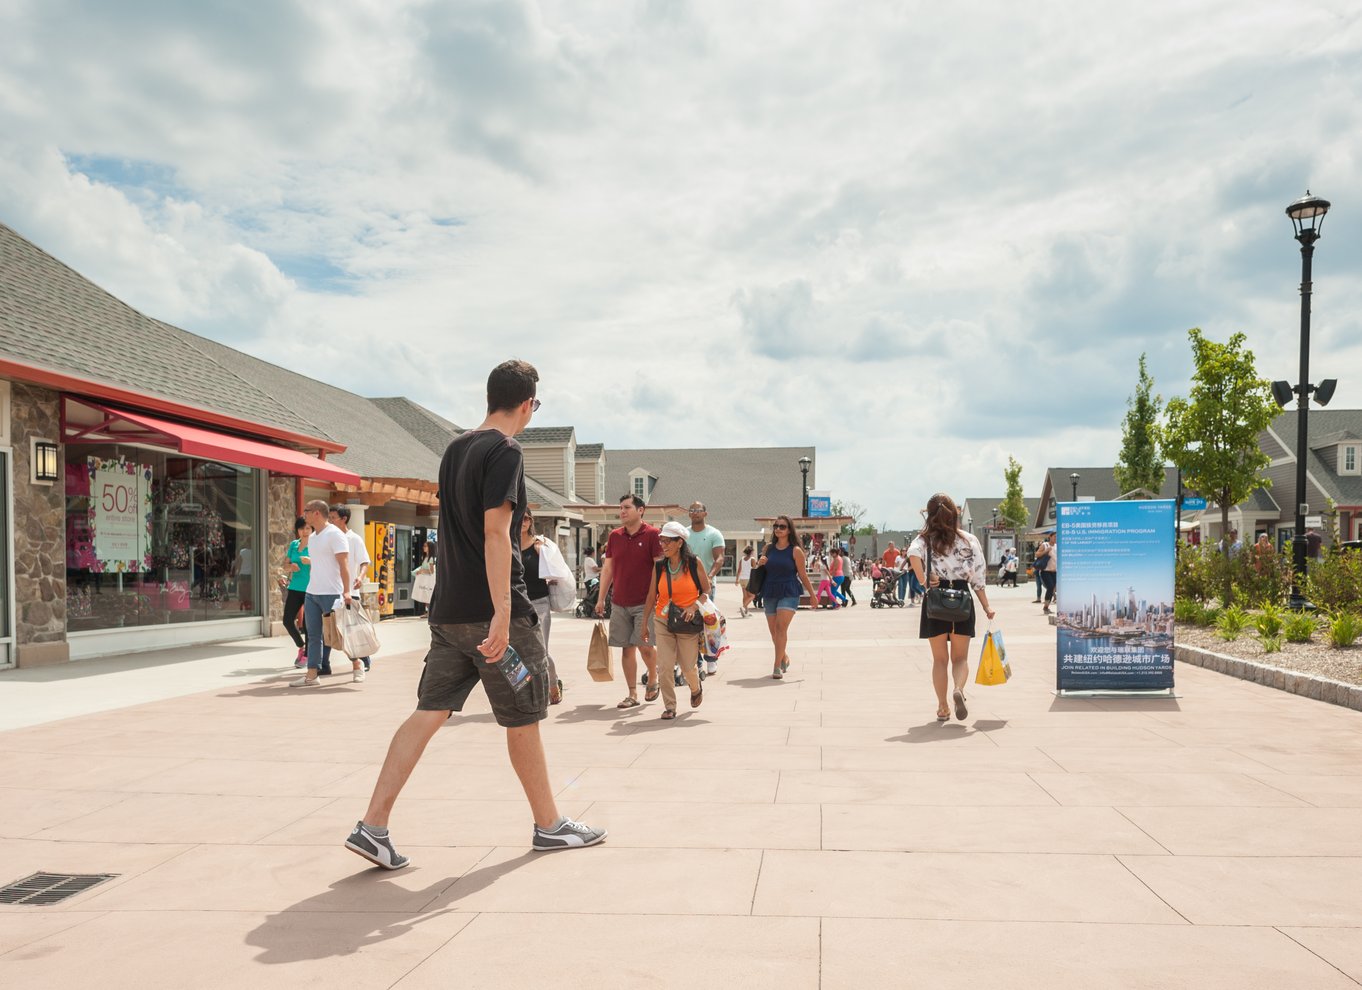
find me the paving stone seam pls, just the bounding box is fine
[383,911,482,990]
[416,845,499,916]
[1111,855,1194,925]
[1176,645,1362,714]
[1239,769,1326,808]
[748,849,766,916]
[1109,807,1176,857]
[1021,772,1066,807]
[0,912,109,959]
[1274,925,1362,986]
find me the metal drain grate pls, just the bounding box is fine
[0,872,118,906]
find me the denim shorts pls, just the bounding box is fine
[763,595,801,615]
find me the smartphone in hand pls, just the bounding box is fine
[497,646,532,692]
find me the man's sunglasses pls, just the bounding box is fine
[530,398,541,412]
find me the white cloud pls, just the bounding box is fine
[1,0,1361,524]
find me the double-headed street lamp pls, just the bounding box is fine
[1274,192,1338,610]
[1069,472,1080,502]
[798,455,812,518]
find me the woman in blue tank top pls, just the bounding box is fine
[758,515,819,680]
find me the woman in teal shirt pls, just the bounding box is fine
[284,516,311,665]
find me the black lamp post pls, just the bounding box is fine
[1069,472,1080,502]
[1277,192,1336,610]
[798,456,812,517]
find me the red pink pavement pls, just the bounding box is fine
[0,580,1360,988]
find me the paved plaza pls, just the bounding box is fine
[0,581,1360,988]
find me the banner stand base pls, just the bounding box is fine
[1054,689,1179,699]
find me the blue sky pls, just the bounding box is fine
[2,1,1361,525]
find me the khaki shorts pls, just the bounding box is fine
[417,615,548,728]
[609,603,656,648]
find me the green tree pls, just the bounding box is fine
[998,456,1030,553]
[831,499,867,536]
[1163,328,1277,603]
[1114,353,1164,498]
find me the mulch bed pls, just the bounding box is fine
[1176,622,1362,687]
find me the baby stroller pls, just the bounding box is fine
[870,568,905,608]
[575,578,611,618]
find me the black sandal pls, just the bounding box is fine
[617,695,640,709]
[690,686,703,708]
[661,709,677,720]
[644,685,660,702]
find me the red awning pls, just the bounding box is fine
[62,398,361,486]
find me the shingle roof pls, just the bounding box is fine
[1044,466,1181,505]
[0,221,332,442]
[525,475,570,513]
[1271,410,1362,504]
[575,443,604,460]
[184,334,443,481]
[606,446,816,534]
[964,498,1041,526]
[1036,465,1279,525]
[515,426,575,445]
[369,397,464,457]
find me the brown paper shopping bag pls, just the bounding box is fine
[587,621,614,682]
[322,608,345,651]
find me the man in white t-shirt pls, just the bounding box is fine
[331,505,373,678]
[294,499,352,688]
[582,550,600,584]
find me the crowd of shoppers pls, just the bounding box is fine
[279,357,1064,865]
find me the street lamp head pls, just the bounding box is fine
[1068,472,1080,483]
[798,456,811,469]
[1286,191,1330,242]
[1272,380,1295,408]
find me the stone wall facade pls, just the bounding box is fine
[266,474,295,632]
[10,382,67,663]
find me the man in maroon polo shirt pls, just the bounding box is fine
[595,493,662,709]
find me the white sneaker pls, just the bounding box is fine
[290,676,320,688]
[705,660,718,675]
[353,667,366,683]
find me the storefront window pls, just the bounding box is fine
[64,445,260,631]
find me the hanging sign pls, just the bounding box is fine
[89,457,153,572]
[808,490,831,517]
[1055,499,1176,692]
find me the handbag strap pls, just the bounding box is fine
[925,541,933,584]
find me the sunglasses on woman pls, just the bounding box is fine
[772,524,788,530]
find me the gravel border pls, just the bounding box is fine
[1175,644,1362,713]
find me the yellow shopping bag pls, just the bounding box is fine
[975,629,1011,686]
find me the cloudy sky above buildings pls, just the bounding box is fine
[2,0,1361,526]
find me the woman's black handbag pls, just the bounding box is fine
[660,561,705,633]
[923,544,974,623]
[746,564,767,595]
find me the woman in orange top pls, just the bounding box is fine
[642,520,711,720]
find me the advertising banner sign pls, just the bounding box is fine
[807,491,831,517]
[89,457,153,572]
[1055,499,1175,692]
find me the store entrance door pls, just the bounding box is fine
[0,450,13,668]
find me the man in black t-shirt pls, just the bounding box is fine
[345,360,606,870]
